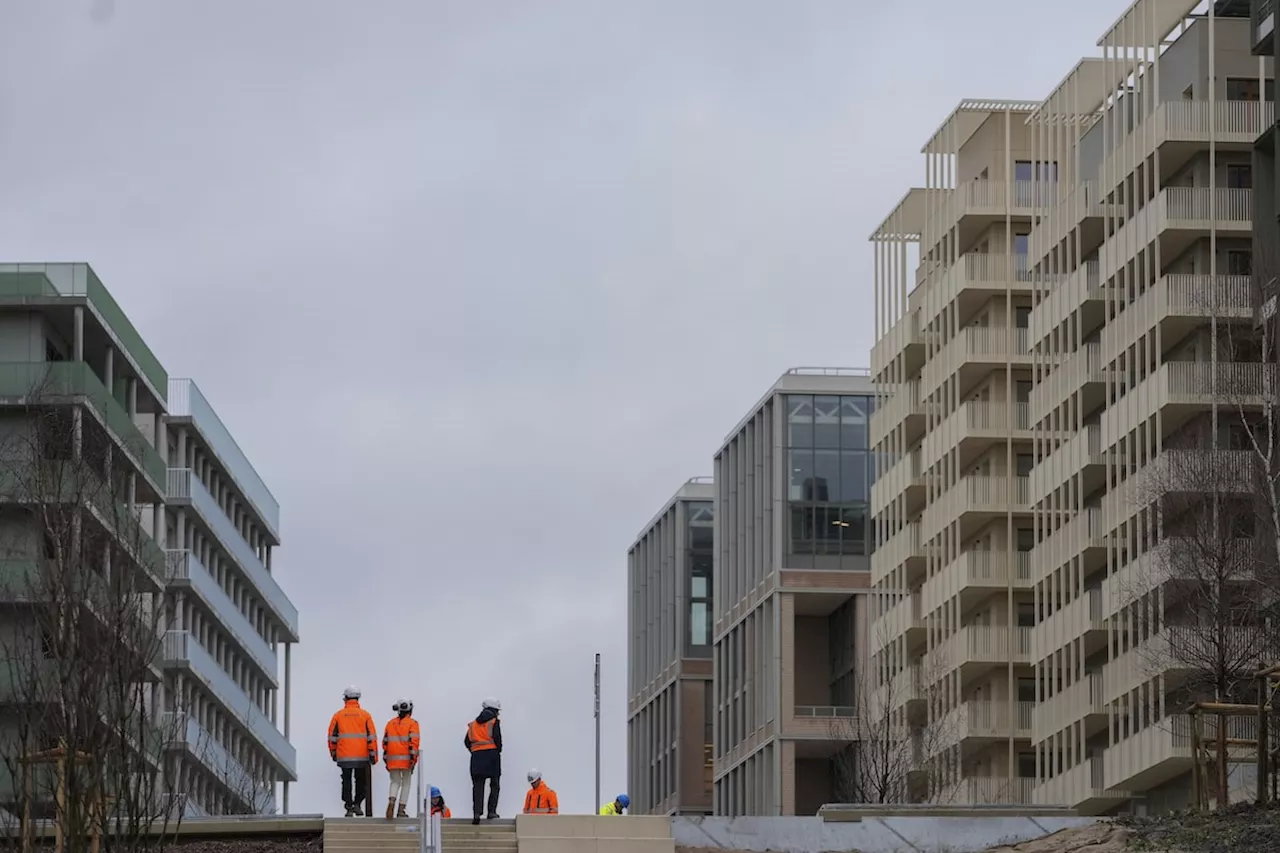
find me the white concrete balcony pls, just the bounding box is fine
[1034,755,1130,814]
[1099,626,1258,704]
[921,474,1031,542]
[871,448,926,516]
[1028,342,1106,426]
[919,252,1039,329]
[871,309,927,378]
[1034,671,1106,743]
[872,520,929,587]
[1100,361,1277,451]
[1104,714,1258,794]
[1030,424,1107,506]
[873,591,924,654]
[1101,274,1254,365]
[1102,537,1259,618]
[921,551,1032,617]
[920,326,1033,400]
[1033,587,1105,664]
[935,700,1034,754]
[939,776,1034,806]
[1028,181,1125,265]
[921,401,1032,472]
[1102,449,1259,533]
[1031,507,1108,581]
[870,379,928,448]
[925,625,1032,684]
[1028,261,1104,347]
[1099,188,1252,286]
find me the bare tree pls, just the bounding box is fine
[0,365,192,852]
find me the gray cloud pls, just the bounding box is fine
[0,0,1125,816]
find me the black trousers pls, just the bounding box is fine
[341,764,370,809]
[471,774,500,818]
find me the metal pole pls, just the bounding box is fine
[594,654,601,812]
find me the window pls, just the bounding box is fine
[1018,678,1037,703]
[1017,602,1037,628]
[1016,453,1035,477]
[1016,380,1032,403]
[1228,250,1253,276]
[1016,528,1036,552]
[1227,164,1253,189]
[1226,77,1276,102]
[1018,752,1037,779]
[1014,161,1058,182]
[44,339,65,363]
[687,502,713,652]
[1015,306,1031,329]
[1013,233,1029,257]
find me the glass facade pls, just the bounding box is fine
[785,394,875,568]
[686,500,713,656]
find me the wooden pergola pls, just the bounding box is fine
[19,740,112,853]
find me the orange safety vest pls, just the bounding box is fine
[383,715,421,771]
[329,700,378,764]
[523,783,559,814]
[467,719,496,751]
[432,804,452,818]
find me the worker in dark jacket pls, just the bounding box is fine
[463,697,503,824]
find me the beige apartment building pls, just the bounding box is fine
[711,369,876,815]
[627,477,715,816]
[869,0,1274,814]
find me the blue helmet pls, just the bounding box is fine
[617,794,630,808]
[430,786,441,798]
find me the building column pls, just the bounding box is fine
[127,376,137,417]
[104,345,114,394]
[176,428,187,469]
[284,642,292,739]
[73,306,84,362]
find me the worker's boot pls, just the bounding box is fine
[397,804,409,818]
[385,800,396,820]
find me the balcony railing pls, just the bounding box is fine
[167,468,298,636]
[794,705,856,718]
[922,475,1031,540]
[922,551,1031,615]
[161,630,296,775]
[165,550,278,680]
[926,625,1032,677]
[1028,343,1105,425]
[1159,100,1274,141]
[163,711,268,809]
[1034,671,1105,740]
[1101,275,1254,363]
[940,776,1034,806]
[1028,262,1103,344]
[921,326,1032,397]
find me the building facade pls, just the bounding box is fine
[871,0,1275,814]
[627,477,715,816]
[712,368,876,816]
[0,262,297,816]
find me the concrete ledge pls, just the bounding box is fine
[520,841,673,853]
[820,804,1080,821]
[20,815,326,840]
[517,814,672,839]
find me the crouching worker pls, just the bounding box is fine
[599,793,630,815]
[430,787,452,818]
[522,769,559,814]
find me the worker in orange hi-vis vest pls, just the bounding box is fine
[382,698,421,819]
[463,697,503,824]
[522,769,559,814]
[328,686,378,817]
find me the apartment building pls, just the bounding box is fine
[0,262,298,816]
[712,368,876,816]
[870,0,1275,814]
[627,478,715,816]
[1256,0,1280,296]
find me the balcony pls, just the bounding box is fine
[168,380,280,540]
[939,776,1034,806]
[1033,756,1130,814]
[1099,188,1252,285]
[161,630,296,778]
[873,591,924,653]
[1156,100,1274,147]
[918,252,1039,328]
[165,550,278,683]
[872,521,928,587]
[1256,0,1276,53]
[1027,181,1121,266]
[921,474,1031,542]
[921,551,1032,616]
[1102,536,1261,618]
[1105,714,1258,793]
[1101,275,1254,365]
[921,401,1034,472]
[1100,450,1260,533]
[1028,261,1106,346]
[1099,361,1277,450]
[921,326,1033,399]
[925,625,1032,684]
[1034,671,1106,743]
[871,310,927,378]
[870,449,925,516]
[1097,626,1256,704]
[164,711,271,811]
[935,700,1033,755]
[870,380,928,448]
[1030,424,1107,506]
[785,704,857,740]
[1028,343,1107,426]
[1030,507,1108,581]
[1034,587,1105,664]
[167,469,299,639]
[0,362,166,499]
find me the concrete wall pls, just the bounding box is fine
[518,814,674,853]
[670,815,1101,853]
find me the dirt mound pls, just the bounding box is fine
[983,822,1130,853]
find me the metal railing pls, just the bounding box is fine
[794,705,856,718]
[165,549,278,678]
[785,366,871,377]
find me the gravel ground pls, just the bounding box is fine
[167,837,324,853]
[1117,801,1280,853]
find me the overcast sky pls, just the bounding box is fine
[1,0,1132,818]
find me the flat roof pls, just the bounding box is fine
[717,368,873,451]
[1098,0,1199,48]
[870,188,930,241]
[921,100,1040,155]
[629,477,714,554]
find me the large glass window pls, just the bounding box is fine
[686,501,713,654]
[785,394,876,567]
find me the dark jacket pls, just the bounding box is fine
[464,707,502,778]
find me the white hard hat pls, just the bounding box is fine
[527,768,542,784]
[482,697,501,710]
[394,698,413,712]
[343,685,361,699]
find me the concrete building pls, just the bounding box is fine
[627,477,715,816]
[0,262,297,816]
[712,368,877,816]
[870,0,1275,814]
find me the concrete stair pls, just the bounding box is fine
[441,818,519,851]
[324,818,423,853]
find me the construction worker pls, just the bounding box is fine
[328,686,379,817]
[430,786,452,819]
[383,698,421,819]
[463,696,503,825]
[599,794,630,816]
[522,769,559,815]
